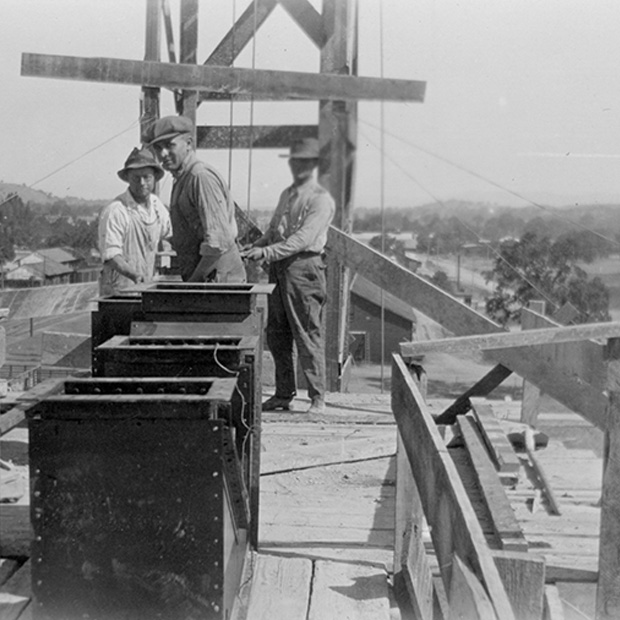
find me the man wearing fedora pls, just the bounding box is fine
[243,138,335,414]
[98,147,172,296]
[150,115,246,283]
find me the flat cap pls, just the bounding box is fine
[150,115,194,144]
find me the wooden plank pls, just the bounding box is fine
[328,227,502,337]
[492,550,545,620]
[140,0,161,143]
[435,364,513,424]
[471,404,521,478]
[0,560,30,620]
[543,585,565,620]
[0,504,31,557]
[196,124,317,149]
[308,560,391,620]
[544,563,597,583]
[391,354,516,620]
[487,345,607,431]
[401,518,435,620]
[245,555,311,620]
[400,321,620,357]
[457,415,527,551]
[0,282,97,321]
[520,303,546,427]
[179,0,199,121]
[280,0,325,47]
[21,53,427,102]
[524,428,562,516]
[0,560,19,588]
[596,338,620,619]
[447,555,497,620]
[203,0,278,68]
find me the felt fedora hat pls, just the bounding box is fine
[280,137,320,159]
[117,147,164,182]
[149,115,194,145]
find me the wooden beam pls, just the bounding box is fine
[435,364,513,424]
[488,345,607,430]
[456,415,527,551]
[596,338,620,619]
[400,321,620,357]
[280,0,325,47]
[179,0,199,121]
[203,0,278,68]
[22,53,427,103]
[391,354,516,620]
[321,0,357,391]
[196,124,317,149]
[470,404,521,483]
[141,0,161,143]
[328,227,503,337]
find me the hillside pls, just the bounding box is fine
[0,182,107,209]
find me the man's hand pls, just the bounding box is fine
[241,246,265,262]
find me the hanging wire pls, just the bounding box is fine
[358,126,563,311]
[359,117,620,251]
[378,1,387,393]
[245,0,259,220]
[227,0,237,188]
[0,117,142,211]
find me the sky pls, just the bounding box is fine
[2,0,620,210]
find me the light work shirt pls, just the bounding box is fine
[261,178,335,262]
[98,189,171,294]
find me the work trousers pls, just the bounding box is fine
[266,253,327,401]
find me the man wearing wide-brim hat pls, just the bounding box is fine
[149,115,246,283]
[243,138,335,414]
[98,147,172,296]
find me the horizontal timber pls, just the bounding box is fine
[197,125,317,149]
[400,321,620,357]
[22,53,426,103]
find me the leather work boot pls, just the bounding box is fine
[262,395,293,411]
[306,397,325,414]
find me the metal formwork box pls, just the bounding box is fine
[92,334,262,547]
[27,377,247,620]
[91,292,145,351]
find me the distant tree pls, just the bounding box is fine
[369,233,404,256]
[429,270,454,294]
[485,231,610,325]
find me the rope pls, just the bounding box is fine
[358,126,562,312]
[0,117,142,211]
[378,1,386,393]
[359,117,620,250]
[245,0,259,220]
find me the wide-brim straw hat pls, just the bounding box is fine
[280,137,320,159]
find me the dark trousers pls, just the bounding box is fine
[266,253,327,401]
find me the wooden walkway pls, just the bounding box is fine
[0,391,604,619]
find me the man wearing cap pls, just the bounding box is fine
[150,115,246,283]
[243,138,335,414]
[98,147,172,296]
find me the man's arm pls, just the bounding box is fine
[104,255,144,284]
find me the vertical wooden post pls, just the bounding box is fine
[141,0,161,144]
[319,0,358,392]
[520,300,545,426]
[597,336,620,619]
[179,0,199,128]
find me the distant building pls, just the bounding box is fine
[349,274,416,363]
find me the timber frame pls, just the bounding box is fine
[21,0,426,391]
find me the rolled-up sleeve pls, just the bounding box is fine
[98,202,126,261]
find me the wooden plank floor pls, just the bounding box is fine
[0,391,605,620]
